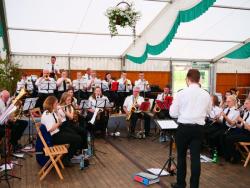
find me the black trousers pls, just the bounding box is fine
[117,92,129,112]
[155,109,170,119]
[86,111,109,134]
[60,121,87,149]
[130,113,151,136]
[224,129,250,161]
[52,128,82,162]
[176,124,204,188]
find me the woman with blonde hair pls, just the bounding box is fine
[41,96,81,166]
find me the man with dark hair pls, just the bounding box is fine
[46,56,61,78]
[170,69,211,188]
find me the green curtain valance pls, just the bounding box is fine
[225,42,250,59]
[126,0,216,64]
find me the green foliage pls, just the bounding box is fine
[0,59,21,95]
[105,3,140,36]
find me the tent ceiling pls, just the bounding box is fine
[4,0,250,60]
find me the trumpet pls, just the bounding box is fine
[44,74,50,81]
[65,78,71,84]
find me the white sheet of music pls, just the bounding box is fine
[157,120,178,130]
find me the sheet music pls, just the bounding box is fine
[157,120,178,130]
[101,82,109,91]
[40,80,57,91]
[73,80,87,91]
[0,104,17,125]
[118,83,125,91]
[23,98,38,111]
[96,98,106,108]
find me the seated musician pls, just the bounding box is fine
[123,87,151,137]
[16,74,33,95]
[208,95,239,156]
[154,85,172,119]
[86,70,101,98]
[102,72,117,103]
[57,92,87,150]
[35,69,56,110]
[117,71,132,113]
[134,72,150,97]
[224,97,250,163]
[56,70,72,100]
[86,86,110,136]
[72,72,88,103]
[67,87,78,108]
[219,90,232,108]
[41,96,81,166]
[0,90,28,151]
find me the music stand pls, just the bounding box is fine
[0,104,21,187]
[74,80,87,103]
[155,120,178,176]
[39,79,57,93]
[22,98,38,149]
[118,83,126,92]
[101,82,109,92]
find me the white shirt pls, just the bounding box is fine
[156,93,169,101]
[117,78,132,92]
[89,95,109,110]
[220,107,240,128]
[16,79,34,93]
[35,77,56,94]
[170,84,211,125]
[41,111,60,135]
[72,79,87,92]
[56,77,72,92]
[243,110,250,125]
[123,95,144,112]
[208,106,223,119]
[57,105,74,123]
[86,78,101,92]
[45,63,60,74]
[134,79,150,92]
[101,80,113,91]
[0,98,7,115]
[83,73,92,81]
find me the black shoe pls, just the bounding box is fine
[171,183,185,188]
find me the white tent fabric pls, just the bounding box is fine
[126,0,250,61]
[3,0,250,61]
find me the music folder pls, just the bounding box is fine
[155,99,171,110]
[111,81,119,91]
[156,120,178,130]
[23,98,38,111]
[139,101,150,111]
[79,100,91,109]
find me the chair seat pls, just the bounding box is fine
[44,145,68,156]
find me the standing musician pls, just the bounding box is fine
[72,72,88,103]
[45,56,61,79]
[170,69,211,188]
[86,70,101,98]
[86,86,110,136]
[123,86,151,137]
[154,85,172,119]
[134,72,150,97]
[35,69,57,110]
[117,71,132,112]
[224,97,250,163]
[56,70,72,100]
[41,96,81,166]
[57,93,87,150]
[0,90,28,152]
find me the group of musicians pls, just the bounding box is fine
[1,57,250,187]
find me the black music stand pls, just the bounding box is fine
[22,98,38,149]
[0,105,22,187]
[75,80,87,104]
[40,79,57,93]
[101,82,109,92]
[155,120,178,176]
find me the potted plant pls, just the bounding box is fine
[105,1,140,43]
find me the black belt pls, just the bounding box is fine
[179,123,202,127]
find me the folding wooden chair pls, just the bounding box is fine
[238,142,250,167]
[35,123,68,180]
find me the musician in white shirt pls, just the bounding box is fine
[224,97,250,163]
[35,69,57,110]
[117,71,132,113]
[86,86,109,135]
[45,56,60,78]
[41,96,81,166]
[82,67,92,80]
[170,69,211,188]
[56,70,72,100]
[86,70,101,93]
[134,72,150,94]
[123,87,151,137]
[72,72,88,103]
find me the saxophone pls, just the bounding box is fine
[126,96,138,121]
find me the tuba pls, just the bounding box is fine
[11,88,28,121]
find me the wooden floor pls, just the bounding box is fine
[1,135,250,188]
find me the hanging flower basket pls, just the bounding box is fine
[105,1,141,42]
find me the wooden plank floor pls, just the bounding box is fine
[1,135,250,188]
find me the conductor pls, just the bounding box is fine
[170,69,211,188]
